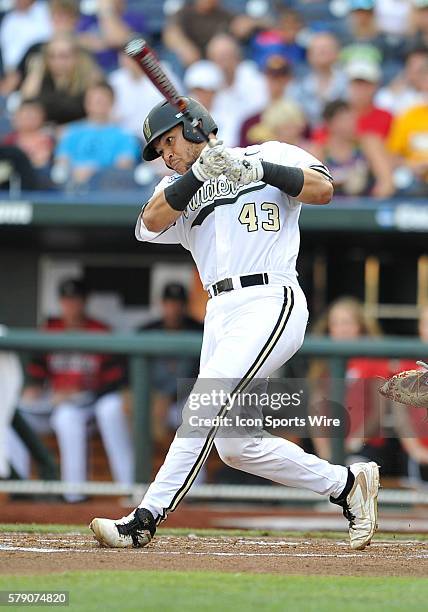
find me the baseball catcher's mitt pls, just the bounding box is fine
[379,361,428,409]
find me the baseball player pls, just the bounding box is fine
[90,98,379,550]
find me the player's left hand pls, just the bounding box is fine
[223,153,264,186]
[193,140,233,182]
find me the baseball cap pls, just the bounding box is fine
[59,278,88,299]
[349,0,375,10]
[162,282,188,302]
[263,54,292,76]
[345,60,381,83]
[184,60,224,92]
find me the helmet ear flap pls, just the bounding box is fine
[182,119,206,144]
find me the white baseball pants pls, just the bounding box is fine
[8,392,134,502]
[139,283,348,522]
[0,352,22,477]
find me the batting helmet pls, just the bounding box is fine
[142,97,218,161]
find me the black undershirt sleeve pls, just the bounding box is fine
[261,161,305,198]
[164,169,203,211]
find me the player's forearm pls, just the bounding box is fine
[297,168,334,205]
[143,190,182,232]
[144,163,211,231]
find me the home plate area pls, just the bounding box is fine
[1,532,427,577]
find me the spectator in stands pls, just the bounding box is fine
[140,283,203,447]
[346,60,393,140]
[375,46,428,116]
[311,100,395,198]
[375,0,412,38]
[8,278,134,502]
[20,34,102,125]
[244,99,307,149]
[183,60,224,115]
[0,145,44,190]
[110,51,183,138]
[3,99,54,175]
[76,0,146,72]
[13,0,81,88]
[206,33,268,146]
[308,297,400,472]
[53,81,139,187]
[163,0,263,68]
[291,32,348,129]
[341,0,406,68]
[387,59,428,193]
[239,54,295,148]
[183,60,227,155]
[251,7,306,69]
[408,0,428,51]
[391,306,428,486]
[0,0,52,95]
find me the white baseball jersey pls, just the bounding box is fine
[135,141,331,289]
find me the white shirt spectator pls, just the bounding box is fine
[375,86,425,115]
[374,0,412,36]
[290,67,348,128]
[109,60,183,137]
[0,1,52,71]
[211,61,268,146]
[290,32,348,128]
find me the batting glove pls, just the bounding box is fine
[192,140,231,182]
[223,154,264,186]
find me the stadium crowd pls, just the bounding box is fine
[0,0,427,195]
[1,0,428,499]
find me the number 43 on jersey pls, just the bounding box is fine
[238,202,280,233]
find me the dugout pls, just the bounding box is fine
[0,194,427,336]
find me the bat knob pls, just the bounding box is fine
[124,38,147,57]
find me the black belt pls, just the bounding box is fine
[210,273,269,297]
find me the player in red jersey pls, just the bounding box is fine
[8,278,134,501]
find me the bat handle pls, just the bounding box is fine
[207,136,219,148]
[184,109,218,148]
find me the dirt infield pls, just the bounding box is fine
[1,532,427,577]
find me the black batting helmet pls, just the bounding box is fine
[142,97,218,161]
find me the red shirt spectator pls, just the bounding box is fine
[312,60,393,143]
[27,317,124,395]
[345,357,391,446]
[357,106,392,139]
[26,278,125,396]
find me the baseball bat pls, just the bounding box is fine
[124,38,216,145]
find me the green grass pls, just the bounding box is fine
[0,523,427,541]
[1,525,427,611]
[0,572,426,612]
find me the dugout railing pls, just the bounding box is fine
[0,330,427,506]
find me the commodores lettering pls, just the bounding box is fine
[182,176,243,217]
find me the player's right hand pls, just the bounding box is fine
[192,140,232,182]
[223,153,264,186]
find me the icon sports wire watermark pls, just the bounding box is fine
[174,376,420,440]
